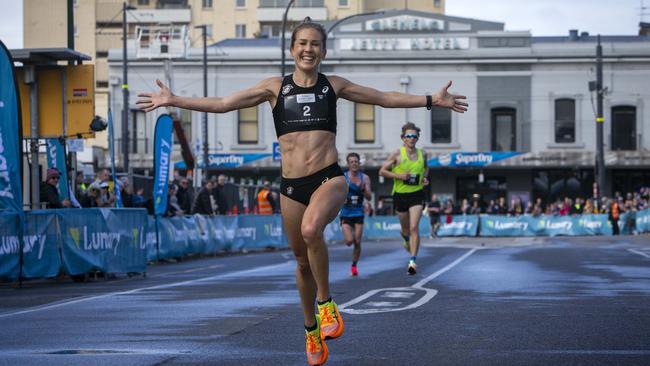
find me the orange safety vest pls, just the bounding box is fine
[611,202,619,220]
[257,188,273,215]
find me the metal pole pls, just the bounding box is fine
[122,1,130,175]
[196,25,209,181]
[596,35,606,197]
[280,0,295,77]
[27,66,39,210]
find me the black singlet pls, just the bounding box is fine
[272,73,337,138]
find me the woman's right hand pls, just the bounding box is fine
[136,79,173,112]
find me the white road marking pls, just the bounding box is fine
[339,248,478,315]
[627,248,650,259]
[0,261,291,319]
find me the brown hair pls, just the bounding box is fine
[400,122,421,137]
[346,152,360,162]
[290,17,327,50]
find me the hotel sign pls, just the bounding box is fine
[366,15,445,32]
[340,37,469,51]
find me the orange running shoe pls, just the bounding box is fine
[305,316,328,366]
[350,265,358,277]
[318,299,344,340]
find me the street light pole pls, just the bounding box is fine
[326,11,385,35]
[595,35,606,198]
[195,25,209,181]
[122,1,130,175]
[280,0,295,77]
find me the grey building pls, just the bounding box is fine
[109,9,650,207]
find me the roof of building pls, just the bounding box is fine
[9,48,92,64]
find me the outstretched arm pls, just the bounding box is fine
[330,76,468,113]
[136,78,280,113]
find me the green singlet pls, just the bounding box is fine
[392,147,425,194]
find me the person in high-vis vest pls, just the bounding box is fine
[257,181,277,215]
[379,122,429,275]
[339,152,372,277]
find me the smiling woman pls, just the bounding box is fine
[136,16,467,365]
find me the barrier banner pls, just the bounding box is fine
[182,216,205,254]
[437,215,479,237]
[236,215,288,250]
[0,41,23,212]
[21,212,62,278]
[325,218,344,242]
[619,212,635,235]
[636,208,650,233]
[0,212,20,278]
[158,216,190,260]
[58,208,147,275]
[146,215,159,261]
[153,114,174,215]
[210,215,238,251]
[573,215,612,236]
[480,215,536,237]
[46,139,70,200]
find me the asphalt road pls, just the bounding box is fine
[1,235,650,366]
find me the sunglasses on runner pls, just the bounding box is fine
[403,134,419,139]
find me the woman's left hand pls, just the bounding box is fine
[433,81,468,113]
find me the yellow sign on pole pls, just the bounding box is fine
[18,64,95,138]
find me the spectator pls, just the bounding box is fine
[165,184,184,217]
[364,201,374,217]
[375,198,391,216]
[570,197,583,215]
[583,199,594,215]
[497,197,508,215]
[257,180,277,215]
[610,198,620,235]
[193,180,216,216]
[427,194,441,238]
[119,177,134,207]
[176,177,193,214]
[486,199,497,214]
[40,168,71,209]
[80,185,101,208]
[96,181,115,207]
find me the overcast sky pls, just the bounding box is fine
[0,0,645,50]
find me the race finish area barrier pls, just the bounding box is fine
[2,209,648,280]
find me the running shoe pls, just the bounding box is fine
[350,265,358,277]
[318,299,344,340]
[407,260,417,275]
[305,316,328,366]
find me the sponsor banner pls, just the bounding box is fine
[618,212,635,235]
[157,216,190,260]
[175,153,272,169]
[437,215,479,237]
[0,41,23,212]
[636,208,650,233]
[428,152,522,168]
[46,139,70,200]
[153,115,174,215]
[481,215,537,237]
[57,208,147,275]
[0,212,20,278]
[21,212,62,278]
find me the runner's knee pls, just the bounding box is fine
[301,222,323,245]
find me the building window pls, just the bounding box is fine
[202,0,213,8]
[238,106,258,144]
[491,107,516,151]
[173,109,192,146]
[434,0,441,8]
[137,0,150,5]
[338,0,349,7]
[206,24,213,38]
[235,24,246,38]
[236,0,246,7]
[430,107,451,143]
[611,106,636,150]
[554,98,575,143]
[354,103,375,143]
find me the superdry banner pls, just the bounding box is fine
[153,114,174,215]
[46,139,70,200]
[174,153,272,169]
[0,41,23,211]
[428,152,522,167]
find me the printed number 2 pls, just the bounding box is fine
[303,106,311,117]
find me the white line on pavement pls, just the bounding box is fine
[339,248,478,315]
[0,261,291,319]
[627,248,650,259]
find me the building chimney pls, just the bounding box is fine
[569,29,578,41]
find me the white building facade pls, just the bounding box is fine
[109,10,650,205]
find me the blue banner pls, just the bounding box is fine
[107,109,123,208]
[21,211,62,278]
[57,208,147,275]
[428,152,522,167]
[175,153,272,169]
[636,208,650,233]
[0,212,20,278]
[46,139,70,200]
[480,214,612,237]
[0,41,23,212]
[153,114,174,215]
[437,215,479,236]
